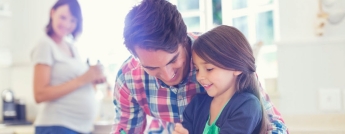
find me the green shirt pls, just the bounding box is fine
[202,100,229,134]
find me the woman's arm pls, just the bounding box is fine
[33,64,102,103]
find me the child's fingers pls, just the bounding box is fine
[172,131,179,134]
[174,123,189,134]
[174,123,182,128]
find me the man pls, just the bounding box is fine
[112,0,287,133]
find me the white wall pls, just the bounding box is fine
[279,0,345,42]
[10,0,54,64]
[0,0,12,91]
[2,0,345,121]
[0,0,55,121]
[277,0,345,114]
[1,0,132,122]
[0,0,12,122]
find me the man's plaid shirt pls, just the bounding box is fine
[112,35,288,134]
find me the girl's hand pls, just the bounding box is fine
[173,123,189,134]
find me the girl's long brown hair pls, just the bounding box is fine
[193,25,269,134]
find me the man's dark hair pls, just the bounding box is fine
[123,0,187,56]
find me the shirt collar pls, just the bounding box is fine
[156,59,197,89]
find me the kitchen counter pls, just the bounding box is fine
[0,124,34,134]
[0,121,113,134]
[284,114,345,134]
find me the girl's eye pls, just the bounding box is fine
[195,69,199,72]
[71,19,76,23]
[206,68,213,71]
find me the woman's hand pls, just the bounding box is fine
[93,77,107,84]
[173,123,189,134]
[81,65,106,84]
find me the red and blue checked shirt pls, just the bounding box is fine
[112,35,288,134]
[112,57,287,134]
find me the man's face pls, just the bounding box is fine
[134,44,189,86]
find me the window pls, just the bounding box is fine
[222,0,279,93]
[169,0,212,32]
[77,0,279,94]
[76,0,139,93]
[174,0,280,92]
[169,0,203,32]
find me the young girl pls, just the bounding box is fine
[173,25,269,134]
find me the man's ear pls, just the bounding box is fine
[234,71,242,76]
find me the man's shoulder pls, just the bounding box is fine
[115,56,156,90]
[114,56,151,95]
[116,56,143,76]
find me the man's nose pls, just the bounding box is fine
[160,66,174,81]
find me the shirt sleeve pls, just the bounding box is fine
[261,89,288,134]
[219,97,263,134]
[31,42,54,66]
[257,73,288,134]
[111,71,146,134]
[181,94,200,134]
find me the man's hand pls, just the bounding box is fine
[172,123,189,134]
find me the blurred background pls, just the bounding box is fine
[0,0,345,133]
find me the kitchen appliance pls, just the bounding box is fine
[2,89,16,121]
[1,89,31,125]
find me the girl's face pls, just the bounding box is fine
[50,4,77,38]
[192,51,242,98]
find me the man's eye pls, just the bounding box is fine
[170,60,176,64]
[144,67,156,70]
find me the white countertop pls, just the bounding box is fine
[0,121,113,134]
[0,124,34,134]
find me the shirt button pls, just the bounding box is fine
[178,95,183,100]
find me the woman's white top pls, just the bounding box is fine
[31,34,97,133]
